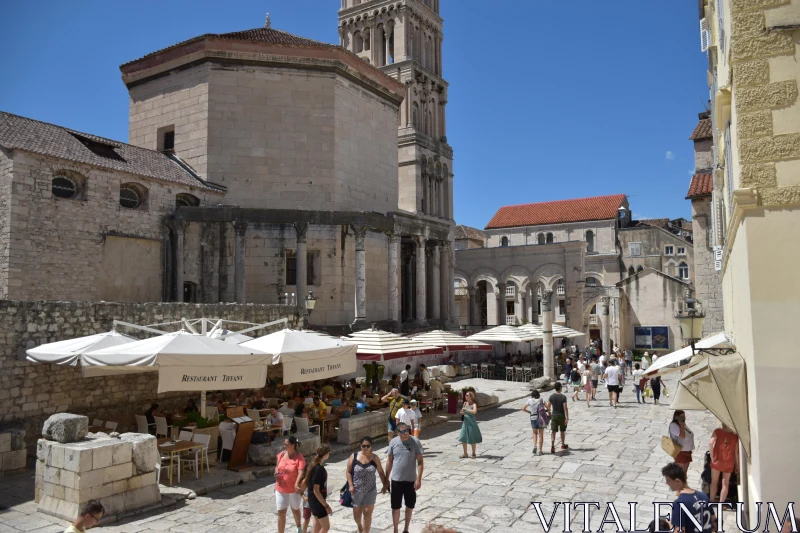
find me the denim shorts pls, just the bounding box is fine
[530,418,541,429]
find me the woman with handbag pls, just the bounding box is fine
[346,437,388,533]
[669,410,695,473]
[458,391,482,458]
[709,424,739,503]
[651,375,665,405]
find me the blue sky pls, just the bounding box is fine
[0,1,709,229]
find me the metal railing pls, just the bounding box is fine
[589,315,599,325]
[557,285,565,295]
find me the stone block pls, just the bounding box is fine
[112,479,129,494]
[119,433,158,474]
[75,468,104,488]
[63,446,93,473]
[59,468,75,489]
[103,462,133,484]
[43,465,61,485]
[528,376,552,391]
[296,432,321,457]
[0,432,10,453]
[123,484,161,511]
[248,443,279,466]
[128,470,156,490]
[337,411,387,444]
[92,445,112,470]
[42,413,88,443]
[740,163,778,188]
[111,441,132,466]
[737,81,798,111]
[49,444,65,469]
[0,448,26,472]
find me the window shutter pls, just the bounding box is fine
[700,18,709,52]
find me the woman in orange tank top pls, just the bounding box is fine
[709,424,739,503]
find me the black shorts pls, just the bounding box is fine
[390,480,416,510]
[607,385,621,394]
[308,497,328,519]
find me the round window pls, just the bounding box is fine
[119,187,141,209]
[52,175,77,199]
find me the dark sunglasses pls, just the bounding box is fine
[398,429,409,434]
[361,444,372,448]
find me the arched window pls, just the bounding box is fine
[636,266,644,273]
[412,102,419,128]
[585,277,597,287]
[586,230,594,253]
[176,193,199,208]
[354,31,363,53]
[537,233,545,245]
[119,183,147,210]
[678,262,689,279]
[628,266,636,276]
[590,304,597,314]
[546,233,554,244]
[52,174,79,199]
[500,236,509,247]
[363,29,370,51]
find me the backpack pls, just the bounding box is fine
[537,401,551,426]
[339,451,359,508]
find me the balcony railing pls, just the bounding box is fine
[505,315,519,325]
[454,287,468,297]
[557,285,565,295]
[505,286,516,297]
[589,315,599,325]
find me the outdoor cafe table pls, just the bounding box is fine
[157,438,206,486]
[311,414,339,441]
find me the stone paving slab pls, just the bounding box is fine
[0,374,742,533]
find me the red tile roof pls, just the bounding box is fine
[689,118,713,140]
[485,194,627,230]
[686,173,713,199]
[633,218,670,229]
[455,225,486,241]
[122,27,335,67]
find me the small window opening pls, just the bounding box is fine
[52,175,78,199]
[120,186,141,209]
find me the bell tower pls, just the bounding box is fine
[338,0,453,222]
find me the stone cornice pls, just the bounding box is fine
[720,187,759,274]
[120,39,405,105]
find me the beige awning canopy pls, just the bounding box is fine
[670,351,750,457]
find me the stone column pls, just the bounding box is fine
[542,289,555,380]
[233,220,247,303]
[600,296,611,355]
[403,252,414,321]
[441,99,447,137]
[352,225,368,327]
[388,233,401,324]
[440,241,451,322]
[487,287,497,325]
[431,244,441,320]
[467,287,475,326]
[294,223,309,309]
[527,288,535,323]
[405,81,412,127]
[167,220,187,302]
[532,288,539,324]
[385,22,393,64]
[415,236,427,324]
[515,290,524,325]
[497,282,507,326]
[449,245,456,323]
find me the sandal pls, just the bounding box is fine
[471,454,477,459]
[459,454,468,458]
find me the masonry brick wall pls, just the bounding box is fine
[691,200,724,335]
[0,300,298,455]
[0,149,13,299]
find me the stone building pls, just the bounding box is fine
[454,194,694,355]
[0,6,457,332]
[697,0,800,510]
[685,111,723,335]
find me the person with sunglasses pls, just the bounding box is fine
[64,500,104,532]
[346,436,389,533]
[274,436,306,533]
[385,422,424,533]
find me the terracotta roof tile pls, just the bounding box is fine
[632,218,670,229]
[455,225,486,241]
[686,173,713,198]
[122,27,335,67]
[689,118,713,140]
[485,194,627,230]
[0,111,223,192]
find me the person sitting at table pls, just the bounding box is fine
[331,392,343,407]
[320,379,335,400]
[279,400,295,419]
[184,399,199,414]
[266,406,284,429]
[251,390,267,410]
[304,390,315,405]
[312,396,328,415]
[144,403,162,428]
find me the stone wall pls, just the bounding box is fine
[3,150,221,302]
[691,199,724,335]
[618,226,695,282]
[0,148,13,299]
[0,428,26,475]
[0,300,298,455]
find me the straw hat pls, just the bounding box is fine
[643,351,650,356]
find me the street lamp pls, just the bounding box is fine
[675,293,705,356]
[302,290,318,329]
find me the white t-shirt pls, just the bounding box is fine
[411,408,422,423]
[604,365,621,386]
[652,354,659,363]
[421,368,431,385]
[400,369,408,383]
[599,355,606,365]
[632,369,644,382]
[670,422,695,451]
[395,407,415,427]
[525,398,543,418]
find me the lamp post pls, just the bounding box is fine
[302,290,318,329]
[675,292,705,357]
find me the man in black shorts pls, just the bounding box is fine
[385,422,424,533]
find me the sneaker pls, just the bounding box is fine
[533,447,537,455]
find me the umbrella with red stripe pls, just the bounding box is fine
[346,328,444,361]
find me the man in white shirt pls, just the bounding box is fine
[652,353,659,364]
[278,401,295,419]
[419,364,431,390]
[599,353,606,366]
[395,398,416,433]
[603,361,621,408]
[266,407,284,428]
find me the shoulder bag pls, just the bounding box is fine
[339,451,359,507]
[661,435,681,458]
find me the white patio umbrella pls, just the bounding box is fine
[644,332,730,377]
[208,328,254,344]
[83,331,273,417]
[410,330,492,352]
[551,325,586,338]
[466,325,540,358]
[346,328,444,361]
[26,331,137,366]
[240,329,357,385]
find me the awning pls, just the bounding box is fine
[240,329,357,385]
[347,328,444,361]
[466,325,540,343]
[409,330,492,352]
[26,331,137,366]
[521,324,585,339]
[644,332,730,377]
[670,351,750,457]
[82,331,272,393]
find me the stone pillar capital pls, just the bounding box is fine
[352,225,368,251]
[496,281,507,289]
[600,296,610,315]
[387,231,401,244]
[540,289,554,312]
[166,219,187,233]
[233,220,248,236]
[294,222,309,243]
[467,287,475,296]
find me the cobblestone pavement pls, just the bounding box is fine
[1,373,726,533]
